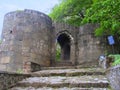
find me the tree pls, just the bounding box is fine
[50,0,120,36]
[49,0,93,26]
[83,0,120,36]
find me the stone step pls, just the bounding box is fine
[55,61,73,66]
[32,68,105,77]
[41,66,76,70]
[12,75,109,88]
[10,87,111,90]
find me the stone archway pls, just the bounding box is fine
[55,31,75,64]
[57,33,71,61]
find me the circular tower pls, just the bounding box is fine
[0,9,53,72]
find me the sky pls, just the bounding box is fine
[0,0,59,36]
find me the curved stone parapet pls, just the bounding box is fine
[0,9,53,72]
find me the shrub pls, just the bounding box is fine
[108,54,120,66]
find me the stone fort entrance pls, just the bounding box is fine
[0,9,114,72]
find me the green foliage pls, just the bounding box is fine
[50,0,120,36]
[113,59,120,66]
[83,0,120,36]
[108,54,120,66]
[49,0,93,26]
[56,43,61,61]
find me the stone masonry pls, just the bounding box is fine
[0,9,53,72]
[0,9,114,72]
[0,71,30,90]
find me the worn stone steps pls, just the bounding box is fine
[32,68,105,77]
[41,66,76,70]
[12,76,109,88]
[41,66,104,70]
[10,68,111,90]
[55,61,73,67]
[10,87,111,90]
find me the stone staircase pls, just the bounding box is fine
[10,67,111,90]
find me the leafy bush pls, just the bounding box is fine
[108,54,120,66]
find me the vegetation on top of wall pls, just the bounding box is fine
[16,10,23,12]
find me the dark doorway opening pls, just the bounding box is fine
[57,33,71,61]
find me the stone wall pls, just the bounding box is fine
[77,24,103,67]
[0,9,53,72]
[53,23,108,67]
[0,71,30,90]
[106,65,120,90]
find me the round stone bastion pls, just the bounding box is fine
[0,9,53,72]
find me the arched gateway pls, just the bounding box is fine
[57,32,72,61]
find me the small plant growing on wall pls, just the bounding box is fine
[16,69,23,74]
[16,10,23,12]
[56,43,61,62]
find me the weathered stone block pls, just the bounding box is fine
[0,65,7,70]
[1,57,10,64]
[106,65,120,90]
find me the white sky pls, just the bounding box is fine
[0,0,59,36]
